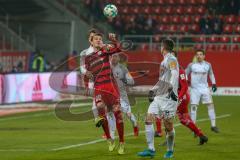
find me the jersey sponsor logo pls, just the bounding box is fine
[169,61,177,69]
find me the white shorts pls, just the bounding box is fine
[120,98,131,113]
[190,87,213,105]
[148,96,178,119]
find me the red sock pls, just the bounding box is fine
[97,107,111,139]
[155,117,162,134]
[179,113,203,137]
[114,110,124,143]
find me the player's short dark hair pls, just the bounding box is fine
[195,49,205,55]
[162,39,174,51]
[88,28,97,38]
[90,32,103,41]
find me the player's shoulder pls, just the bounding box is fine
[118,63,128,71]
[80,49,88,56]
[187,62,195,67]
[167,54,177,61]
[166,54,177,65]
[203,61,212,66]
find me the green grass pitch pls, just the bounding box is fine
[0,96,240,160]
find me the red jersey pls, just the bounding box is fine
[85,45,121,87]
[85,45,121,106]
[178,67,189,100]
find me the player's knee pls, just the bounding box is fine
[207,103,214,109]
[191,105,198,111]
[112,104,121,112]
[96,102,105,108]
[145,114,154,124]
[165,125,173,132]
[126,112,131,118]
[164,119,173,132]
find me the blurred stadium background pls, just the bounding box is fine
[0,0,239,160]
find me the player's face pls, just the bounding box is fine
[196,51,205,62]
[111,54,120,65]
[92,35,103,49]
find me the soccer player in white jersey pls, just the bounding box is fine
[185,50,219,133]
[79,29,103,127]
[138,39,179,158]
[106,54,139,138]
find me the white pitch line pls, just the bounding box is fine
[0,114,231,152]
[52,113,231,151]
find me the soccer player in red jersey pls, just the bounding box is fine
[84,32,125,154]
[155,51,208,145]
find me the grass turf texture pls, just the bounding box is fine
[0,96,239,160]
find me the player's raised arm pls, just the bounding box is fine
[103,33,122,55]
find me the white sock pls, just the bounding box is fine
[145,124,155,151]
[166,128,175,152]
[92,101,98,119]
[129,113,137,127]
[107,112,116,139]
[207,104,216,127]
[190,105,198,124]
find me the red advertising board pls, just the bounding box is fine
[126,51,240,87]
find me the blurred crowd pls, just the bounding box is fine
[199,13,223,34]
[112,14,158,35]
[208,0,239,15]
[84,0,239,36]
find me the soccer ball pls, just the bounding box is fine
[103,4,118,18]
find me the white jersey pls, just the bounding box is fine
[152,53,179,97]
[148,53,179,118]
[112,63,134,103]
[79,46,94,92]
[186,61,216,89]
[79,46,94,74]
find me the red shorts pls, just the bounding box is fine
[94,83,120,107]
[177,93,190,114]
